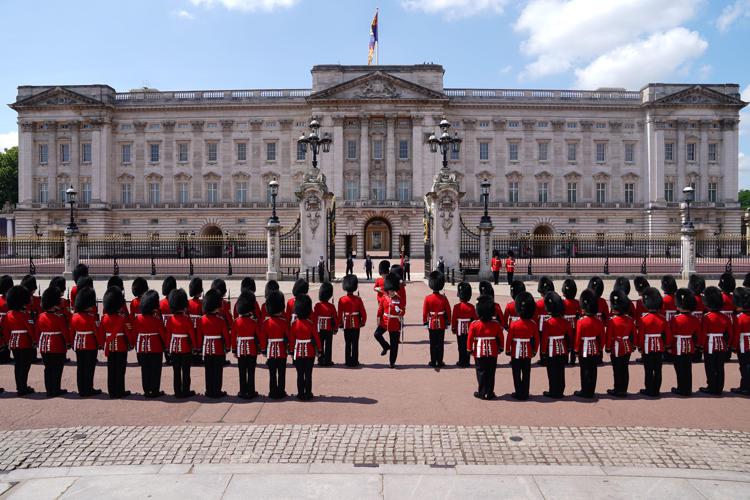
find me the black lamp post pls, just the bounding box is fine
[269,179,279,223]
[428,119,462,173]
[65,185,78,232]
[480,179,491,224]
[297,119,332,172]
[683,186,695,228]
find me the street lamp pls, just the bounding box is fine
[428,119,462,173]
[65,185,78,232]
[33,223,42,238]
[682,186,695,228]
[480,179,491,224]
[268,179,279,223]
[297,119,332,173]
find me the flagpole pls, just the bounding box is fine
[376,8,379,65]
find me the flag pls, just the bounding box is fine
[368,9,378,65]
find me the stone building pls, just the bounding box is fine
[9,64,746,257]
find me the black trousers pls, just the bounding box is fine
[492,270,499,285]
[611,353,630,394]
[238,355,256,395]
[545,354,566,397]
[642,352,663,396]
[204,354,225,397]
[0,345,11,363]
[42,352,66,395]
[475,357,497,397]
[76,349,98,396]
[568,350,577,366]
[704,352,726,394]
[456,334,470,366]
[343,329,360,366]
[428,329,445,366]
[345,263,353,275]
[673,354,693,395]
[506,272,514,285]
[318,330,334,365]
[404,266,410,281]
[171,352,192,396]
[267,358,286,397]
[294,357,315,398]
[12,348,35,392]
[365,268,372,280]
[738,352,750,392]
[138,352,163,396]
[511,358,531,399]
[579,355,598,397]
[388,331,400,366]
[106,351,127,397]
[374,326,389,351]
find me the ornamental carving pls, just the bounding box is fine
[437,194,456,237]
[304,193,322,237]
[355,79,401,99]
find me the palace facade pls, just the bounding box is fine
[10,64,747,257]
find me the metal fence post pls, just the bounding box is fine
[565,256,571,275]
[641,255,647,275]
[726,256,733,273]
[527,257,533,276]
[113,257,119,276]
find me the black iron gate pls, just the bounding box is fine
[280,217,301,278]
[459,217,480,275]
[423,206,432,278]
[327,200,336,281]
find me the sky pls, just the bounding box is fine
[0,0,748,184]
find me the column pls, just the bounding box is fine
[63,229,80,279]
[645,114,665,204]
[522,120,536,202]
[680,202,696,279]
[134,121,147,202]
[46,122,58,202]
[220,120,234,201]
[98,120,112,205]
[331,115,344,200]
[249,120,263,200]
[266,219,281,280]
[721,118,739,203]
[478,219,494,281]
[676,120,687,195]
[161,121,176,202]
[426,170,463,270]
[279,119,293,201]
[699,120,710,201]
[70,121,80,192]
[462,119,477,201]
[359,115,370,200]
[579,121,593,200]
[411,115,424,202]
[493,119,507,200]
[190,121,205,200]
[297,177,332,275]
[386,116,396,200]
[18,122,34,205]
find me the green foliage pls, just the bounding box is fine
[0,146,18,206]
[739,190,750,209]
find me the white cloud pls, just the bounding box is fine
[499,65,513,75]
[574,28,708,89]
[189,0,299,12]
[698,64,712,80]
[739,153,750,189]
[0,131,17,152]
[742,84,750,102]
[716,0,750,33]
[173,9,196,20]
[401,0,507,19]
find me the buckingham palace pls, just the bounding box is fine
[9,64,747,258]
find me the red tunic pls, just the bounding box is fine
[133,314,166,354]
[635,298,648,318]
[422,292,451,330]
[451,301,477,336]
[165,312,197,354]
[100,313,130,356]
[2,310,35,350]
[731,311,750,354]
[70,312,103,351]
[506,318,539,359]
[259,316,290,358]
[313,301,337,332]
[699,311,731,354]
[636,312,668,354]
[721,293,735,314]
[70,285,79,309]
[233,301,261,321]
[491,257,502,272]
[220,299,233,330]
[285,297,297,325]
[562,298,580,347]
[129,297,142,320]
[492,303,505,326]
[196,314,230,356]
[605,313,635,357]
[505,258,515,273]
[503,301,518,331]
[337,294,367,330]
[232,315,259,357]
[398,285,407,313]
[662,294,677,323]
[574,315,605,358]
[540,316,571,357]
[378,294,404,332]
[535,298,550,332]
[188,298,203,328]
[596,297,610,324]
[289,318,321,359]
[373,277,385,298]
[667,312,700,356]
[35,311,69,354]
[159,298,172,326]
[467,319,504,358]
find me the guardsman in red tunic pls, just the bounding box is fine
[2,286,35,395]
[452,282,477,368]
[286,278,309,325]
[506,291,538,400]
[133,290,166,397]
[535,277,554,366]
[635,287,668,397]
[197,289,231,398]
[373,260,391,300]
[731,287,750,395]
[259,280,281,323]
[21,275,42,327]
[130,277,149,320]
[69,263,89,310]
[478,281,505,327]
[588,276,610,325]
[505,251,516,285]
[232,292,259,399]
[699,286,732,395]
[688,274,707,363]
[613,277,637,319]
[101,287,131,399]
[70,286,103,397]
[390,264,408,315]
[187,278,204,366]
[259,290,289,399]
[35,286,69,397]
[338,275,367,367]
[376,273,405,368]
[160,276,177,326]
[468,295,504,400]
[633,276,651,319]
[661,276,678,323]
[606,290,635,397]
[668,289,701,397]
[562,279,580,366]
[314,282,337,366]
[718,272,737,319]
[166,288,196,398]
[541,291,570,399]
[233,278,261,320]
[574,289,605,399]
[290,295,322,400]
[491,250,502,285]
[423,271,451,368]
[0,275,15,366]
[211,279,234,333]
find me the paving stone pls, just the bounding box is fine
[60,473,231,500]
[383,474,543,499]
[224,473,382,500]
[534,475,705,500]
[3,477,76,500]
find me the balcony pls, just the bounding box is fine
[444,88,641,103]
[339,200,423,209]
[114,89,311,105]
[461,201,645,209]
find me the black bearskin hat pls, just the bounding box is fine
[0,275,13,295]
[478,280,494,298]
[378,260,391,276]
[390,264,404,281]
[688,274,706,295]
[189,277,203,298]
[236,292,256,317]
[538,276,554,295]
[132,277,148,298]
[719,272,736,294]
[588,277,604,298]
[102,287,125,315]
[507,250,515,258]
[661,275,677,295]
[342,274,359,293]
[476,295,495,322]
[634,276,650,295]
[509,280,526,300]
[211,278,227,297]
[384,273,400,292]
[613,277,631,296]
[544,291,564,317]
[74,286,96,313]
[264,280,280,299]
[21,274,37,292]
[7,285,30,311]
[41,286,62,311]
[240,277,256,294]
[515,291,536,320]
[107,276,124,291]
[292,278,309,297]
[139,290,160,315]
[733,287,750,311]
[704,286,724,312]
[744,273,750,289]
[162,276,177,297]
[642,287,663,312]
[265,290,285,316]
[77,276,93,290]
[202,288,221,315]
[609,290,631,315]
[319,281,334,302]
[429,271,446,292]
[168,289,188,313]
[562,279,577,300]
[580,289,599,316]
[72,263,89,283]
[457,281,472,302]
[675,288,696,312]
[50,276,66,294]
[294,293,313,320]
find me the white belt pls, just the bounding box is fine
[267,338,284,357]
[538,314,549,332]
[317,316,333,330]
[674,334,692,356]
[202,335,223,356]
[293,339,312,361]
[39,331,62,351]
[74,331,95,350]
[706,333,724,354]
[740,332,750,354]
[343,312,359,328]
[171,334,188,338]
[474,336,495,358]
[238,336,255,340]
[513,338,530,358]
[548,335,565,357]
[644,333,661,354]
[581,336,597,358]
[613,335,631,358]
[457,319,470,336]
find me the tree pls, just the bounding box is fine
[740,190,750,209]
[0,146,18,206]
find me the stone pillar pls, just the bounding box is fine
[266,219,281,281]
[190,121,205,200]
[63,227,80,280]
[46,122,59,202]
[18,122,34,205]
[134,121,147,202]
[70,121,81,192]
[297,169,333,277]
[680,223,697,279]
[331,116,345,200]
[721,119,739,203]
[220,120,234,201]
[249,120,263,200]
[162,121,176,202]
[411,115,424,202]
[359,115,370,200]
[425,169,463,271]
[478,220,494,281]
[386,117,396,200]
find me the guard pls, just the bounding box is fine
[574,289,604,399]
[166,288,196,398]
[101,287,131,398]
[290,294,321,400]
[606,289,635,397]
[505,291,538,400]
[468,295,503,400]
[452,282,477,368]
[35,286,69,397]
[541,291,570,398]
[423,271,451,368]
[668,288,700,396]
[259,290,289,399]
[337,275,367,367]
[636,287,667,398]
[134,290,166,398]
[233,292,259,399]
[70,286,103,397]
[700,286,732,395]
[197,289,231,398]
[314,282,337,366]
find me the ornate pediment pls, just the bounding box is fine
[308,71,447,102]
[649,85,746,108]
[11,86,110,110]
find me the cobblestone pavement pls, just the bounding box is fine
[1,425,748,473]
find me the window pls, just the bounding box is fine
[450,147,459,161]
[207,182,219,203]
[537,182,549,203]
[568,218,577,224]
[567,142,577,162]
[665,142,674,161]
[687,143,696,162]
[207,142,218,162]
[479,121,489,128]
[397,179,411,202]
[595,122,606,129]
[235,182,248,203]
[536,121,548,128]
[708,182,717,202]
[344,179,359,201]
[508,121,520,128]
[596,182,607,203]
[149,143,160,163]
[708,143,718,162]
[567,182,577,203]
[624,183,634,204]
[399,140,409,160]
[510,218,519,224]
[371,178,385,201]
[121,183,132,205]
[81,181,91,203]
[567,122,577,129]
[81,143,92,163]
[60,143,70,163]
[176,143,188,163]
[266,142,276,161]
[37,181,48,203]
[479,142,489,161]
[39,144,48,164]
[177,182,189,204]
[626,218,634,224]
[508,181,519,203]
[297,142,307,161]
[664,182,674,202]
[347,140,358,160]
[372,139,383,160]
[121,144,132,164]
[595,142,607,163]
[538,141,548,161]
[236,142,247,162]
[624,143,635,163]
[508,142,519,161]
[58,183,67,202]
[148,182,160,204]
[266,182,275,203]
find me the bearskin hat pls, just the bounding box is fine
[211,278,227,297]
[642,287,663,312]
[588,276,604,298]
[538,276,554,295]
[107,276,124,291]
[478,280,494,298]
[265,290,285,316]
[390,264,404,281]
[510,280,526,299]
[719,272,736,294]
[562,279,577,300]
[384,273,401,292]
[704,286,724,312]
[544,291,564,317]
[0,275,13,296]
[457,281,472,302]
[319,281,334,302]
[139,290,160,315]
[20,274,37,292]
[609,290,631,315]
[744,273,750,289]
[675,288,696,312]
[291,278,308,298]
[342,274,359,293]
[507,250,515,258]
[580,289,599,316]
[476,295,495,322]
[72,263,89,283]
[7,285,30,311]
[202,288,222,315]
[378,260,391,276]
[661,275,677,295]
[733,287,750,311]
[189,277,203,298]
[240,277,256,294]
[294,293,313,320]
[41,286,62,312]
[688,274,706,295]
[49,276,66,294]
[102,287,125,315]
[76,276,93,290]
[613,277,631,296]
[162,276,177,297]
[74,286,96,313]
[264,280,280,299]
[168,288,188,313]
[634,276,651,295]
[515,291,536,320]
[131,277,148,298]
[429,271,446,292]
[235,292,256,317]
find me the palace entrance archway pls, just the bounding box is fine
[364,217,392,257]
